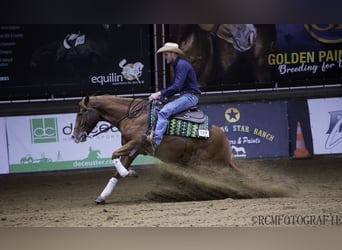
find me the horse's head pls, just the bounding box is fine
[198,24,257,52]
[219,24,256,52]
[72,96,100,143]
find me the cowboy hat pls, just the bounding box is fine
[156,42,185,56]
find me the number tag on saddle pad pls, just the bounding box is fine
[198,129,210,138]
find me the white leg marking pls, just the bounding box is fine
[99,177,118,199]
[113,158,129,177]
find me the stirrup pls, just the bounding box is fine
[141,133,157,155]
[141,132,153,143]
[145,134,153,143]
[150,141,158,155]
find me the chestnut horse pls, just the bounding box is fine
[72,95,237,204]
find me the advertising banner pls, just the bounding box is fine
[0,118,9,174]
[0,24,151,101]
[201,101,289,158]
[168,24,341,89]
[270,24,342,85]
[307,97,342,154]
[6,113,155,173]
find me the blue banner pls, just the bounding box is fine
[270,24,342,84]
[202,101,289,158]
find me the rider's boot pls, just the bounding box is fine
[142,132,158,156]
[144,131,153,143]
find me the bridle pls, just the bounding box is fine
[79,98,149,138]
[73,109,93,142]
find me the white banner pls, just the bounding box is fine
[0,118,9,174]
[307,97,342,154]
[5,113,154,173]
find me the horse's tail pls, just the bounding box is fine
[226,138,241,172]
[229,159,240,172]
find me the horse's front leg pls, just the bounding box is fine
[95,142,138,205]
[111,139,139,159]
[111,141,140,177]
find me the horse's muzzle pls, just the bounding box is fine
[72,131,88,143]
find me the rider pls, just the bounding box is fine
[147,42,201,150]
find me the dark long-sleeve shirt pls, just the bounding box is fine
[160,57,201,98]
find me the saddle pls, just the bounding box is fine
[172,106,206,124]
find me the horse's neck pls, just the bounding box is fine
[89,96,148,127]
[90,96,132,125]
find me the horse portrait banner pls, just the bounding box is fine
[0,24,151,101]
[168,24,341,89]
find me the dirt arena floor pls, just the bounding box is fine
[0,156,341,227]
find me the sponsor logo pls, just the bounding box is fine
[61,121,119,142]
[30,118,58,144]
[304,24,342,44]
[231,145,247,158]
[0,76,9,81]
[119,59,144,82]
[225,107,240,123]
[325,110,342,149]
[90,58,144,85]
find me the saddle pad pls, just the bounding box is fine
[148,100,210,139]
[166,116,210,139]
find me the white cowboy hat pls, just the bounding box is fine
[156,42,185,56]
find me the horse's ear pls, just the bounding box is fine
[79,96,90,109]
[84,96,90,106]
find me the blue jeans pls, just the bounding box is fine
[153,93,199,146]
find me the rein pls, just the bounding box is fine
[89,98,149,138]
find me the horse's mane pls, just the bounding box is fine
[80,94,137,110]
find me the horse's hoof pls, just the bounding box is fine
[128,169,138,178]
[95,197,106,205]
